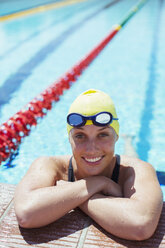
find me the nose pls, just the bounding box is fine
[85,138,99,154]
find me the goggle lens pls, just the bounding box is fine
[68,114,84,126]
[95,113,111,124]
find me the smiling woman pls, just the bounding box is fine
[14,89,163,241]
[69,125,117,178]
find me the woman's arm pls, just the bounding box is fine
[79,157,163,241]
[14,156,122,228]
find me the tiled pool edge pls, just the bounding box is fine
[0,183,165,248]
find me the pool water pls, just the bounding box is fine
[0,0,164,199]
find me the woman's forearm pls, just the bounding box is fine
[15,180,93,228]
[79,193,163,241]
[14,176,118,228]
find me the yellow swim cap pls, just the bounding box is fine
[67,89,119,136]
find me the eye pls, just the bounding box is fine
[74,133,85,140]
[98,132,109,138]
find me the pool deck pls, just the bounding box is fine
[0,183,165,248]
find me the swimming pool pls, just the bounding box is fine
[0,0,164,199]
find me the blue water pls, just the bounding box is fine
[0,0,164,198]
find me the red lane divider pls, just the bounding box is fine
[0,28,119,164]
[0,0,148,164]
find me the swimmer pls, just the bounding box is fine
[14,89,163,241]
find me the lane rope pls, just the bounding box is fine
[0,0,88,22]
[0,0,148,165]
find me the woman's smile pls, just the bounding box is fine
[82,156,104,164]
[82,156,103,166]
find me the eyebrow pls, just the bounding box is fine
[98,126,110,131]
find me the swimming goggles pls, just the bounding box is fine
[67,111,118,127]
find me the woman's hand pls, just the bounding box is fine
[57,176,122,197]
[100,176,122,197]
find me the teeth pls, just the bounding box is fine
[85,157,101,162]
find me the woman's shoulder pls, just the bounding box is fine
[28,155,72,180]
[119,154,152,168]
[51,155,72,174]
[33,154,71,166]
[118,154,157,181]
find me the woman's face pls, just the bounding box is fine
[69,125,118,178]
